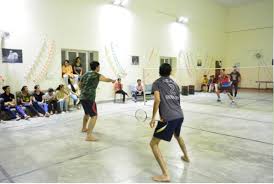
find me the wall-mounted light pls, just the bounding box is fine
[177,16,189,24]
[112,0,128,7]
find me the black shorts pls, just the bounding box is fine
[153,118,184,142]
[80,100,97,117]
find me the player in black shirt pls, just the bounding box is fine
[230,66,241,97]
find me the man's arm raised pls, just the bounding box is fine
[99,75,116,83]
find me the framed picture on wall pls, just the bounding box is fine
[215,60,222,68]
[132,56,139,65]
[234,62,240,68]
[197,59,202,67]
[2,48,23,63]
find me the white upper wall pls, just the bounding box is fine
[0,0,227,99]
[224,0,273,88]
[225,0,273,31]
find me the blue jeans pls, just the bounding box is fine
[70,93,78,106]
[23,102,45,115]
[2,106,27,119]
[38,102,48,113]
[57,99,68,112]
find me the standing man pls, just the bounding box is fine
[79,61,116,141]
[230,66,241,97]
[150,63,190,182]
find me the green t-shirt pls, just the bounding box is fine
[22,93,31,103]
[80,71,101,101]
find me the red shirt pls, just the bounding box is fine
[114,82,123,92]
[220,75,230,84]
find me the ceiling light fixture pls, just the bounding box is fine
[177,16,189,24]
[112,0,128,7]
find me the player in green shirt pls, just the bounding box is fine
[79,61,116,141]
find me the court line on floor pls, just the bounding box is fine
[144,104,272,124]
[0,107,139,132]
[125,113,273,145]
[181,96,272,112]
[184,125,273,145]
[3,130,152,182]
[3,145,113,181]
[184,109,272,124]
[0,165,14,183]
[181,99,272,111]
[1,113,271,181]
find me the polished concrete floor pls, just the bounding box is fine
[0,90,273,183]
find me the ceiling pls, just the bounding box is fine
[214,0,261,7]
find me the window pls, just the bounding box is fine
[61,49,99,74]
[160,56,177,69]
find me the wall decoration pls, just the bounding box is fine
[23,36,56,83]
[197,59,202,67]
[0,75,4,85]
[2,48,23,63]
[132,56,139,65]
[234,62,240,68]
[104,42,127,78]
[216,60,222,68]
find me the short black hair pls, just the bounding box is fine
[48,88,54,93]
[137,79,141,82]
[222,69,225,72]
[2,85,9,91]
[90,61,100,71]
[159,63,172,77]
[21,86,27,92]
[117,78,121,81]
[34,85,39,90]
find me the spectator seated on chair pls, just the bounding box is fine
[114,78,128,103]
[62,60,79,86]
[201,75,209,92]
[20,86,46,117]
[0,85,30,120]
[43,88,58,115]
[33,85,50,117]
[132,79,144,102]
